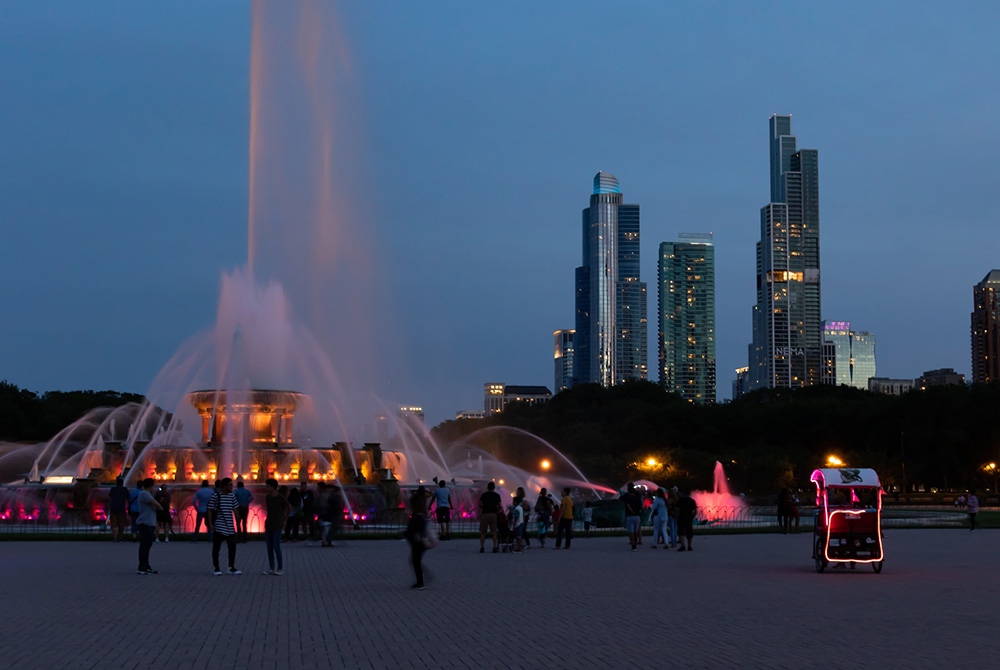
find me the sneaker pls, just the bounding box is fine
[650,546,657,549]
[263,569,276,575]
[137,569,148,575]
[678,546,687,552]
[228,568,242,575]
[492,547,499,553]
[689,546,694,551]
[631,548,637,552]
[213,569,222,576]
[479,547,484,554]
[411,584,426,590]
[144,568,158,574]
[275,570,284,576]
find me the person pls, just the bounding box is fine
[263,478,289,575]
[534,487,554,547]
[676,488,698,552]
[191,480,214,542]
[479,481,502,553]
[776,488,791,534]
[789,491,801,534]
[554,487,574,549]
[582,502,594,537]
[431,480,452,540]
[620,483,643,552]
[405,486,430,589]
[516,487,532,548]
[651,489,668,548]
[967,489,980,531]
[510,496,525,553]
[207,477,242,575]
[285,484,302,542]
[108,477,129,543]
[667,487,679,548]
[128,481,143,541]
[299,481,316,540]
[135,478,162,575]
[154,486,171,542]
[234,480,253,542]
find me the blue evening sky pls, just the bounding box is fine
[2,2,999,427]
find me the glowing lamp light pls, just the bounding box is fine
[540,460,551,470]
[827,455,844,467]
[646,458,658,467]
[498,479,505,485]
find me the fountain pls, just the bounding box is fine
[691,461,748,525]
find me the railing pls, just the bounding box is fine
[0,505,971,536]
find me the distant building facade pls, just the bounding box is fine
[748,115,823,390]
[658,233,716,404]
[553,329,575,392]
[733,366,750,399]
[915,368,965,389]
[456,410,486,420]
[971,270,1000,384]
[575,171,647,387]
[484,383,552,415]
[822,321,876,390]
[868,378,914,395]
[398,406,424,424]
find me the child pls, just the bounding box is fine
[511,496,525,553]
[582,502,594,536]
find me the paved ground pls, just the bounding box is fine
[1,528,996,669]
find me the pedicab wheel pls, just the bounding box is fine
[872,560,883,574]
[814,538,827,573]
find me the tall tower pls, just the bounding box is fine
[749,116,822,389]
[575,172,646,387]
[822,321,876,389]
[553,329,575,392]
[658,233,716,403]
[972,270,1000,384]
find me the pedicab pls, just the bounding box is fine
[810,468,884,574]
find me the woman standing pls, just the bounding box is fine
[405,486,430,590]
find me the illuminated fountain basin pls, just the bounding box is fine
[691,461,748,525]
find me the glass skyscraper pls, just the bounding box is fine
[822,321,876,390]
[553,329,575,392]
[971,270,1000,384]
[658,233,716,404]
[749,115,822,390]
[575,172,647,387]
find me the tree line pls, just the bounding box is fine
[431,381,1000,497]
[0,381,144,442]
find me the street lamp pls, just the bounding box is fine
[646,457,658,467]
[540,460,551,470]
[827,455,844,467]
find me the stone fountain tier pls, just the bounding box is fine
[188,389,305,446]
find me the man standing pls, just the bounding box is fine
[299,481,316,540]
[135,478,162,575]
[620,483,643,552]
[108,477,129,543]
[534,487,554,547]
[263,478,289,575]
[207,478,242,575]
[234,480,253,542]
[967,489,980,531]
[431,480,452,540]
[478,481,502,554]
[554,488,574,549]
[191,480,214,542]
[676,489,698,552]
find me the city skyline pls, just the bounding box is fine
[2,3,999,426]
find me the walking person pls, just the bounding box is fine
[511,496,526,553]
[776,488,791,534]
[207,478,242,575]
[667,487,679,548]
[234,480,253,542]
[154,486,171,542]
[554,488,574,549]
[431,480,452,540]
[651,489,668,548]
[191,480,214,542]
[534,487,554,547]
[135,478,162,575]
[677,488,698,552]
[516,487,532,548]
[299,481,316,540]
[967,489,980,531]
[284,484,302,542]
[405,486,431,590]
[479,481,502,554]
[263,478,289,575]
[108,477,129,543]
[620,483,643,552]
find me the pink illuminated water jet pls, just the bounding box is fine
[691,461,747,524]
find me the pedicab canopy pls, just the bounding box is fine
[810,468,881,489]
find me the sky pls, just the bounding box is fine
[2,1,1000,428]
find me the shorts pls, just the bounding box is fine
[678,518,694,538]
[480,513,498,534]
[625,515,641,534]
[514,523,524,538]
[584,521,592,530]
[435,507,451,523]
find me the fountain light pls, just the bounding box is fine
[541,460,551,470]
[827,455,844,467]
[646,458,657,467]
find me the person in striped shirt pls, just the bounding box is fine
[207,477,242,575]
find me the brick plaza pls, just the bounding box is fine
[1,529,994,669]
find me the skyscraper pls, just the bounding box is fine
[575,172,647,386]
[972,270,1000,384]
[553,329,575,392]
[748,115,822,389]
[658,233,716,404]
[822,321,876,390]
